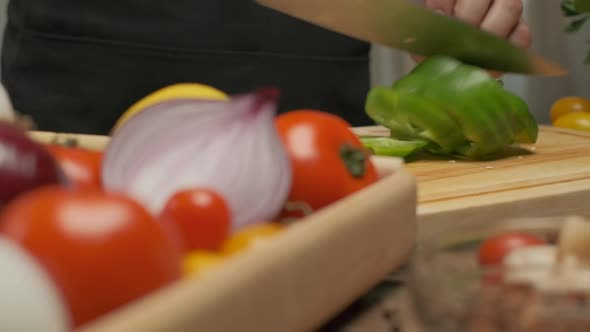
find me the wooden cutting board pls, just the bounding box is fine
[354,125,590,241]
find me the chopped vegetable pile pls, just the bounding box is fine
[364,56,539,160]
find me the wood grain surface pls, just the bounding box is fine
[354,125,590,241]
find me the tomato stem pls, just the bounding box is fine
[62,138,79,148]
[50,136,80,148]
[340,143,367,178]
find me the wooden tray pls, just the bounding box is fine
[354,125,590,241]
[28,131,418,332]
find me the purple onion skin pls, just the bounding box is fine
[0,123,64,205]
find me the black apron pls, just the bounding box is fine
[1,1,373,135]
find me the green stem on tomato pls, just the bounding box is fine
[340,143,368,178]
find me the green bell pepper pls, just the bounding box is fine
[360,136,428,157]
[365,56,538,160]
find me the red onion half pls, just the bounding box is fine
[102,88,292,231]
[0,123,63,205]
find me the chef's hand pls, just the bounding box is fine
[412,0,531,77]
[424,0,531,49]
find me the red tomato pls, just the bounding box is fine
[0,186,182,327]
[478,232,546,266]
[45,144,103,189]
[275,110,379,213]
[160,188,231,252]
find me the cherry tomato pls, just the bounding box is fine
[275,110,379,214]
[45,144,103,189]
[478,232,546,266]
[183,250,226,277]
[550,96,590,123]
[221,222,284,255]
[0,186,182,327]
[160,188,231,252]
[553,112,590,132]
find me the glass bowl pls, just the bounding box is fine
[408,215,590,332]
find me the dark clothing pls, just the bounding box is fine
[1,1,373,134]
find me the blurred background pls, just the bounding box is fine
[0,0,586,124]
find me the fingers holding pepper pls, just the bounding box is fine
[480,0,525,38]
[508,18,532,49]
[423,0,530,49]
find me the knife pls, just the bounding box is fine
[255,0,566,76]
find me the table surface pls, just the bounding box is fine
[318,270,421,332]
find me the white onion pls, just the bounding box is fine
[0,237,71,331]
[102,88,292,231]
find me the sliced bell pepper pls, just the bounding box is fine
[360,136,428,157]
[365,56,538,160]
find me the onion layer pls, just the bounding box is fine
[0,123,63,206]
[102,88,292,231]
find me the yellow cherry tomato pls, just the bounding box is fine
[221,223,285,255]
[113,83,228,131]
[550,96,590,123]
[183,251,226,277]
[553,112,590,132]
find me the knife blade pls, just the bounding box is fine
[255,0,566,76]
